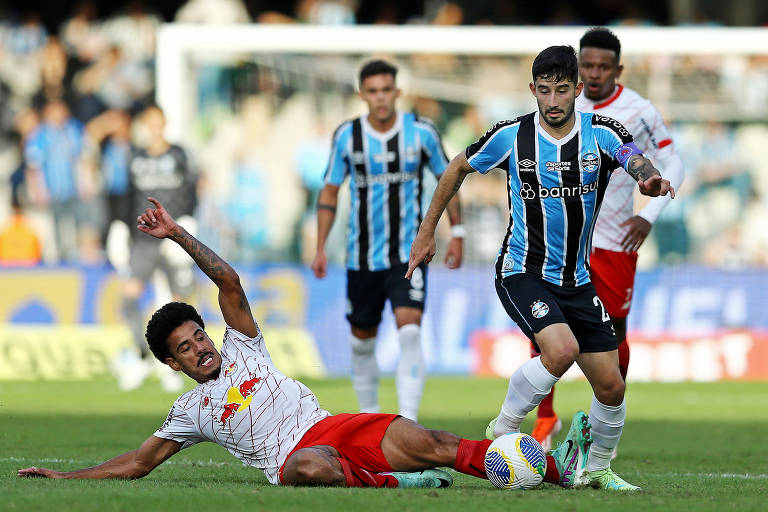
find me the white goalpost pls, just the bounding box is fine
[156,24,768,141]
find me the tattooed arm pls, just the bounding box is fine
[136,197,258,337]
[626,154,676,198]
[406,152,474,279]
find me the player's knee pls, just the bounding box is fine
[596,377,625,405]
[545,342,579,371]
[286,450,330,484]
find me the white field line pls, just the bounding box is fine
[3,457,768,480]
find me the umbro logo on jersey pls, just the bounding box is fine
[518,159,537,171]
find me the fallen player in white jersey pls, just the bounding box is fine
[18,197,588,489]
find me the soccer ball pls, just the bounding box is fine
[484,432,546,490]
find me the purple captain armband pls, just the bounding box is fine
[614,142,643,168]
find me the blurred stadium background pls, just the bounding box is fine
[1,0,768,386]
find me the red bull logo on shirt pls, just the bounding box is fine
[220,376,261,424]
[223,362,237,378]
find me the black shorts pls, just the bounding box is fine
[346,263,426,329]
[128,236,194,297]
[495,273,617,353]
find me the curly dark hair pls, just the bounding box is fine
[580,27,621,62]
[531,45,578,85]
[145,302,205,362]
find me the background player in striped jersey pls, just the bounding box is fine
[19,197,588,490]
[528,28,686,452]
[311,59,464,421]
[408,45,674,490]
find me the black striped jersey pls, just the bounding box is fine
[465,111,643,287]
[325,112,449,271]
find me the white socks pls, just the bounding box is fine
[350,334,379,413]
[396,324,425,421]
[587,396,626,472]
[495,356,559,436]
[350,325,425,421]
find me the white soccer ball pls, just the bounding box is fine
[484,432,546,490]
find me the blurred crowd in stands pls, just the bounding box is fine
[1,0,767,270]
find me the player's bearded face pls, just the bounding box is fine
[579,47,623,101]
[164,320,223,383]
[360,73,400,124]
[532,78,579,129]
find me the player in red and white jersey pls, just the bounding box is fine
[18,197,588,490]
[529,27,685,451]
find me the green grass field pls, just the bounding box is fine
[2,377,767,511]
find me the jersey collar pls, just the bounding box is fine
[361,111,403,140]
[534,110,581,146]
[592,84,624,110]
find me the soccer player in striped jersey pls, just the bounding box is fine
[311,59,463,421]
[529,27,686,454]
[408,45,674,491]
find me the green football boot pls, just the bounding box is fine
[549,411,592,488]
[585,468,641,491]
[386,469,454,488]
[485,417,499,440]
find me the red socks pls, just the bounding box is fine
[454,438,492,478]
[336,458,398,488]
[537,386,556,418]
[543,455,560,484]
[618,338,630,380]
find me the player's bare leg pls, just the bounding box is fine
[350,325,380,413]
[576,351,639,490]
[393,307,425,421]
[281,445,347,486]
[382,417,573,488]
[488,323,576,439]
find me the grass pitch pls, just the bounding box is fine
[1,377,767,512]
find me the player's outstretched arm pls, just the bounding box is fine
[18,435,182,480]
[406,153,473,279]
[626,155,675,198]
[136,197,258,338]
[311,184,340,279]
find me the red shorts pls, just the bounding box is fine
[589,247,638,319]
[278,413,398,484]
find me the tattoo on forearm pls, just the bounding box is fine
[317,204,336,213]
[451,174,465,195]
[627,156,660,182]
[170,229,229,287]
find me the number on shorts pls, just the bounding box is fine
[621,287,633,311]
[593,296,610,322]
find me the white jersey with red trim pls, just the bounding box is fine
[153,326,330,485]
[576,85,676,251]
